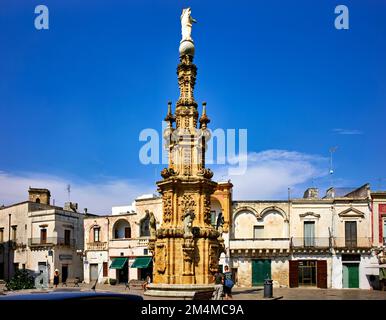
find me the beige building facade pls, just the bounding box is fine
[0,188,87,283]
[83,194,163,284]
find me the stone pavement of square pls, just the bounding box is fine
[70,283,386,300]
[2,283,386,300]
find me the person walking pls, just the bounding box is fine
[142,274,151,292]
[53,269,60,288]
[223,265,234,300]
[212,268,224,300]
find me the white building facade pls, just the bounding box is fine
[228,185,380,290]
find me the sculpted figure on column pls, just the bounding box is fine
[181,7,196,41]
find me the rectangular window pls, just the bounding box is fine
[93,228,100,242]
[0,228,3,243]
[304,221,315,247]
[40,229,47,244]
[253,226,264,239]
[345,221,357,248]
[64,230,71,246]
[124,227,131,239]
[11,226,17,241]
[13,263,19,272]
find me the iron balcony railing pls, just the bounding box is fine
[109,238,149,249]
[332,237,372,248]
[0,241,27,250]
[290,237,331,249]
[229,238,291,250]
[28,237,76,248]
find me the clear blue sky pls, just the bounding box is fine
[0,0,385,212]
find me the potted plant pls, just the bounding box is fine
[109,278,117,285]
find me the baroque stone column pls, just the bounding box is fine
[148,10,223,288]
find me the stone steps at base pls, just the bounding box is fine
[144,290,196,299]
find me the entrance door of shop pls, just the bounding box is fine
[61,265,68,283]
[343,264,359,288]
[139,266,152,281]
[252,259,271,286]
[298,260,317,286]
[90,264,99,282]
[118,260,128,283]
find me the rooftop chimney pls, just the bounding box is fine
[303,187,319,199]
[28,187,51,205]
[64,202,78,212]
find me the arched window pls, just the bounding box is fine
[112,220,131,239]
[140,214,150,237]
[35,198,40,203]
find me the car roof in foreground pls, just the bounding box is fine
[0,290,143,301]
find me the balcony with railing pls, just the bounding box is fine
[290,237,331,249]
[86,241,108,251]
[332,237,372,249]
[28,237,76,248]
[229,238,291,250]
[109,238,149,249]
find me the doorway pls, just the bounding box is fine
[252,259,271,286]
[90,264,99,282]
[117,260,128,283]
[139,266,152,281]
[343,263,359,288]
[298,260,316,286]
[61,265,68,283]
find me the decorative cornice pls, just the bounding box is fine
[299,212,321,219]
[338,207,365,218]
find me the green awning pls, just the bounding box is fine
[109,257,128,269]
[131,256,152,269]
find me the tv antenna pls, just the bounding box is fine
[329,146,338,187]
[67,184,71,202]
[329,147,338,175]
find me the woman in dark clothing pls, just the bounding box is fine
[53,269,60,288]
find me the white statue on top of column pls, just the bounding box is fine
[181,8,196,42]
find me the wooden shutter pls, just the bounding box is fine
[103,262,108,277]
[289,260,299,288]
[345,222,357,247]
[40,229,47,243]
[317,260,327,288]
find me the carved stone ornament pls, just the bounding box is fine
[179,194,196,213]
[161,168,176,179]
[156,243,167,274]
[299,212,321,219]
[197,168,214,179]
[182,239,195,276]
[203,194,212,224]
[162,193,173,223]
[209,244,219,273]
